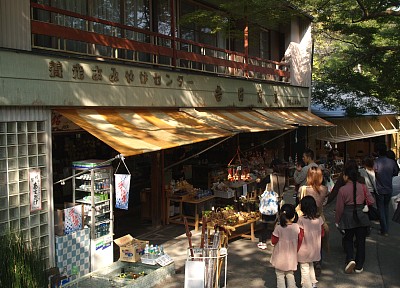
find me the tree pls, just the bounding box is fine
[293,0,400,114]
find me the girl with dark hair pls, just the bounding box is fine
[335,164,375,274]
[270,204,304,288]
[297,196,325,288]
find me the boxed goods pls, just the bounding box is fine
[114,234,148,262]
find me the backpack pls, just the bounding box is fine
[259,190,279,216]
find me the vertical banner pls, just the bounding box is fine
[64,205,83,235]
[29,169,42,212]
[115,174,131,210]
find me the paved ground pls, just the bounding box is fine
[132,189,400,288]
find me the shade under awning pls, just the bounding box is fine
[315,115,399,143]
[254,109,335,127]
[57,109,233,156]
[181,108,294,133]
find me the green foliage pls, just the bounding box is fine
[0,233,47,288]
[292,0,400,113]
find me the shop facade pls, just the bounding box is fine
[0,0,332,274]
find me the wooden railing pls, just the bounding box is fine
[30,2,290,83]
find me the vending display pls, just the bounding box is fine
[72,160,114,271]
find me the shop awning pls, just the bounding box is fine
[180,108,294,133]
[254,108,335,127]
[315,115,399,143]
[57,109,234,156]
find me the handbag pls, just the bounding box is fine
[259,190,279,216]
[392,202,400,224]
[362,184,380,221]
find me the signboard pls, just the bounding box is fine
[115,174,131,210]
[29,169,42,212]
[64,205,83,235]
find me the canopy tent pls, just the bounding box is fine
[313,115,399,143]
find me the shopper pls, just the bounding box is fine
[374,143,399,236]
[270,204,303,288]
[297,196,324,288]
[294,148,318,204]
[358,156,379,221]
[297,167,329,276]
[335,164,375,274]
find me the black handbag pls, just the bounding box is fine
[392,203,400,224]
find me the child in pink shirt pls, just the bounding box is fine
[270,204,304,288]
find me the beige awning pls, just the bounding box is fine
[57,108,292,157]
[314,115,399,143]
[57,109,233,156]
[181,108,294,133]
[254,108,335,127]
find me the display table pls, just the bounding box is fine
[207,216,260,242]
[167,195,215,231]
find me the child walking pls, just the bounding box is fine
[297,196,325,288]
[270,204,304,288]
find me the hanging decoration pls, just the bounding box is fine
[115,156,131,210]
[227,147,250,182]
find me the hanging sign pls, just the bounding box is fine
[29,169,42,212]
[64,205,83,235]
[115,174,131,210]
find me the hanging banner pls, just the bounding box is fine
[64,205,83,235]
[115,174,131,210]
[29,169,42,212]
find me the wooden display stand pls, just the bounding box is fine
[207,216,260,242]
[167,195,215,232]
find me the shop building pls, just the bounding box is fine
[0,0,332,272]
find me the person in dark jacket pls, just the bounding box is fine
[374,143,399,236]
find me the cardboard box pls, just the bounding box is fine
[114,234,148,262]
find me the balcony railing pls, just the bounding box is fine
[30,3,290,83]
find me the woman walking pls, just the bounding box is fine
[335,164,375,273]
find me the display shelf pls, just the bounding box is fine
[72,160,114,271]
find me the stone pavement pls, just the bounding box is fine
[137,189,400,288]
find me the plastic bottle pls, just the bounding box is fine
[144,243,149,256]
